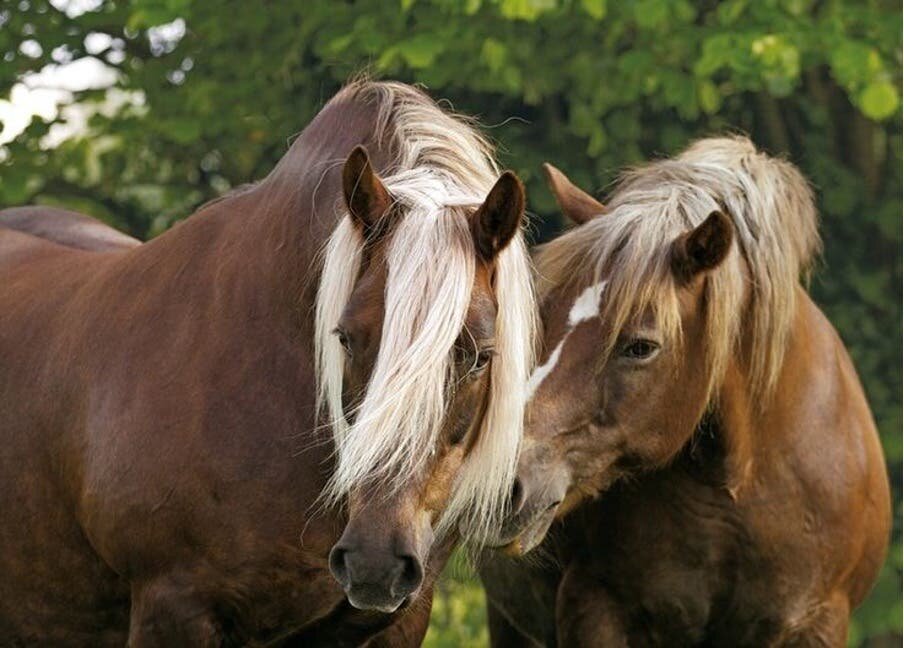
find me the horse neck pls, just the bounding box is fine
[249,96,399,313]
[716,285,834,498]
[150,98,394,334]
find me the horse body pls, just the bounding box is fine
[0,81,534,645]
[482,138,890,647]
[554,295,885,647]
[487,301,887,646]
[0,179,383,646]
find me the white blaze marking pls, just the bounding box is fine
[527,281,607,398]
[568,281,607,326]
[526,338,565,397]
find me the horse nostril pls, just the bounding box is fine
[510,478,525,513]
[392,554,423,598]
[328,547,350,589]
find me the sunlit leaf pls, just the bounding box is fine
[859,80,900,121]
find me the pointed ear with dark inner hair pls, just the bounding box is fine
[342,145,392,235]
[670,210,734,283]
[471,171,525,262]
[542,162,606,225]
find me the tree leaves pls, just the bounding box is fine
[830,38,900,122]
[497,0,557,21]
[860,80,900,121]
[396,35,446,69]
[580,0,606,21]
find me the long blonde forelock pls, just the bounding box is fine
[438,231,537,542]
[314,215,363,445]
[313,80,536,543]
[325,184,476,499]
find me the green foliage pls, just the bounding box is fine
[424,553,489,648]
[1,0,900,644]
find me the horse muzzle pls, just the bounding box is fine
[329,541,424,613]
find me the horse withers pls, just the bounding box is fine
[481,137,891,646]
[0,80,536,646]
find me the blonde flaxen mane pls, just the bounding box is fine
[314,81,536,541]
[536,136,821,407]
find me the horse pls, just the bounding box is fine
[480,137,891,647]
[0,206,141,252]
[0,79,537,646]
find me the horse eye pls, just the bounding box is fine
[333,328,352,355]
[621,339,660,360]
[448,425,469,446]
[472,349,495,372]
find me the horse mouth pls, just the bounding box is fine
[498,536,529,557]
[345,589,410,614]
[488,507,558,557]
[343,583,416,614]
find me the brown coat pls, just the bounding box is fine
[0,83,478,646]
[481,149,890,647]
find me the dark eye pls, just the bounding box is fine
[333,328,352,355]
[621,339,660,360]
[448,424,469,446]
[472,349,495,373]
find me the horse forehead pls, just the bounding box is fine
[465,264,497,336]
[676,276,707,318]
[342,256,387,325]
[529,281,607,397]
[569,281,608,325]
[343,246,492,340]
[543,280,608,340]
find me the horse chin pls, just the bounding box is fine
[491,508,557,557]
[344,587,414,614]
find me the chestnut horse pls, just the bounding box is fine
[481,137,890,646]
[0,80,537,646]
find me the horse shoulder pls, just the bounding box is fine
[794,292,891,606]
[732,288,890,623]
[767,291,888,536]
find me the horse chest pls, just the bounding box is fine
[564,472,789,646]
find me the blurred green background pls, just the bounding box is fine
[1,0,900,645]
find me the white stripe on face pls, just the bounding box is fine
[527,281,607,398]
[526,337,564,398]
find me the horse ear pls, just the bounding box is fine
[471,171,525,262]
[542,163,606,225]
[342,145,392,234]
[670,210,733,283]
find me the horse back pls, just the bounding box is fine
[0,206,140,252]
